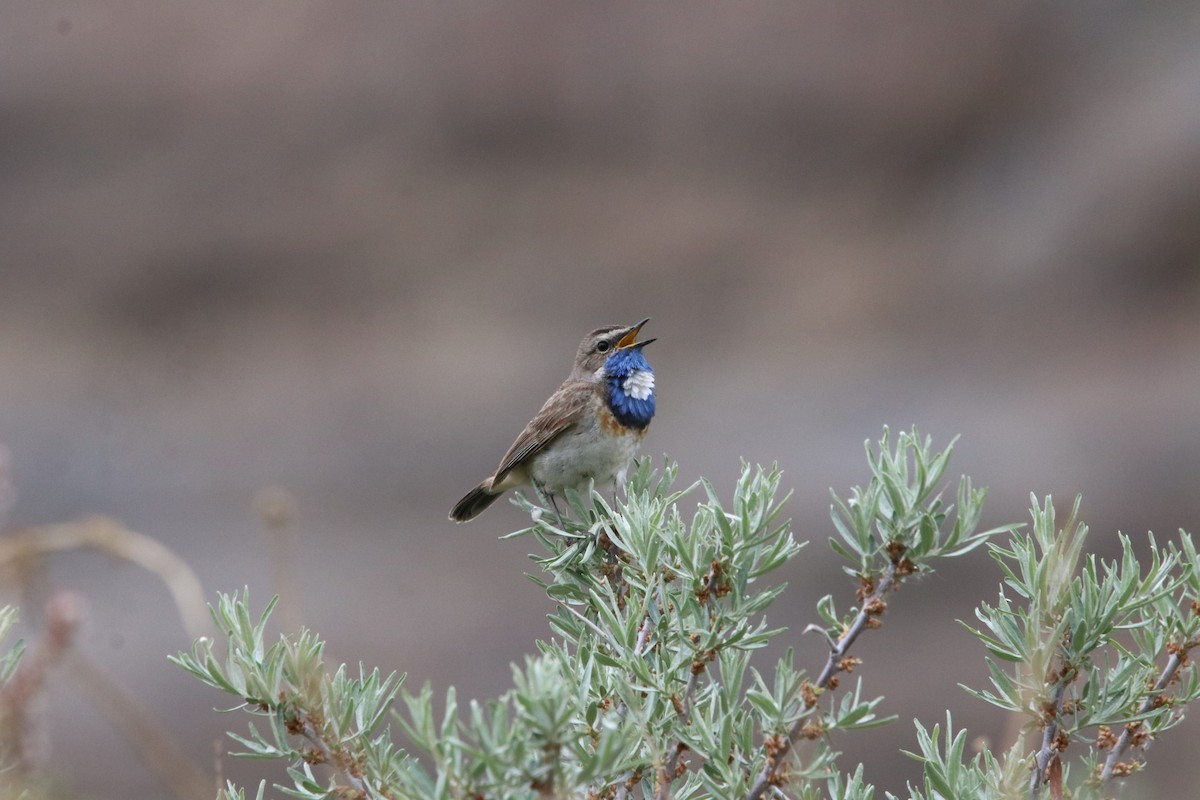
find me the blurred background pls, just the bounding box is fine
[1,2,1199,797]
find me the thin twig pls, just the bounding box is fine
[655,562,729,800]
[0,592,82,776]
[745,561,899,800]
[658,669,700,800]
[635,618,653,657]
[0,517,210,640]
[68,651,212,800]
[299,714,368,797]
[1098,644,1193,783]
[1027,678,1068,799]
[657,623,756,800]
[674,669,700,725]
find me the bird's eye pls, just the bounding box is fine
[595,340,612,353]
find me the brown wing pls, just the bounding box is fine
[491,381,595,486]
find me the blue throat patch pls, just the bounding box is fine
[604,348,656,430]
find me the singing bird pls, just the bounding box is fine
[449,318,656,522]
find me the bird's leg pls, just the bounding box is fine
[532,479,568,530]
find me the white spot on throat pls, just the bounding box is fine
[623,369,655,401]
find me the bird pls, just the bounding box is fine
[450,317,656,523]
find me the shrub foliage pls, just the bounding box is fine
[171,429,1200,800]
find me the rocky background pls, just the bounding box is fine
[1,3,1199,797]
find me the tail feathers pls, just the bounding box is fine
[449,482,503,522]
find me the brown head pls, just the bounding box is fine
[571,318,655,379]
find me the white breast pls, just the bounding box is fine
[528,408,643,493]
[623,369,655,401]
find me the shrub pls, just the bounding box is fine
[173,429,1200,800]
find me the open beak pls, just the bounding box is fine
[617,317,655,350]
